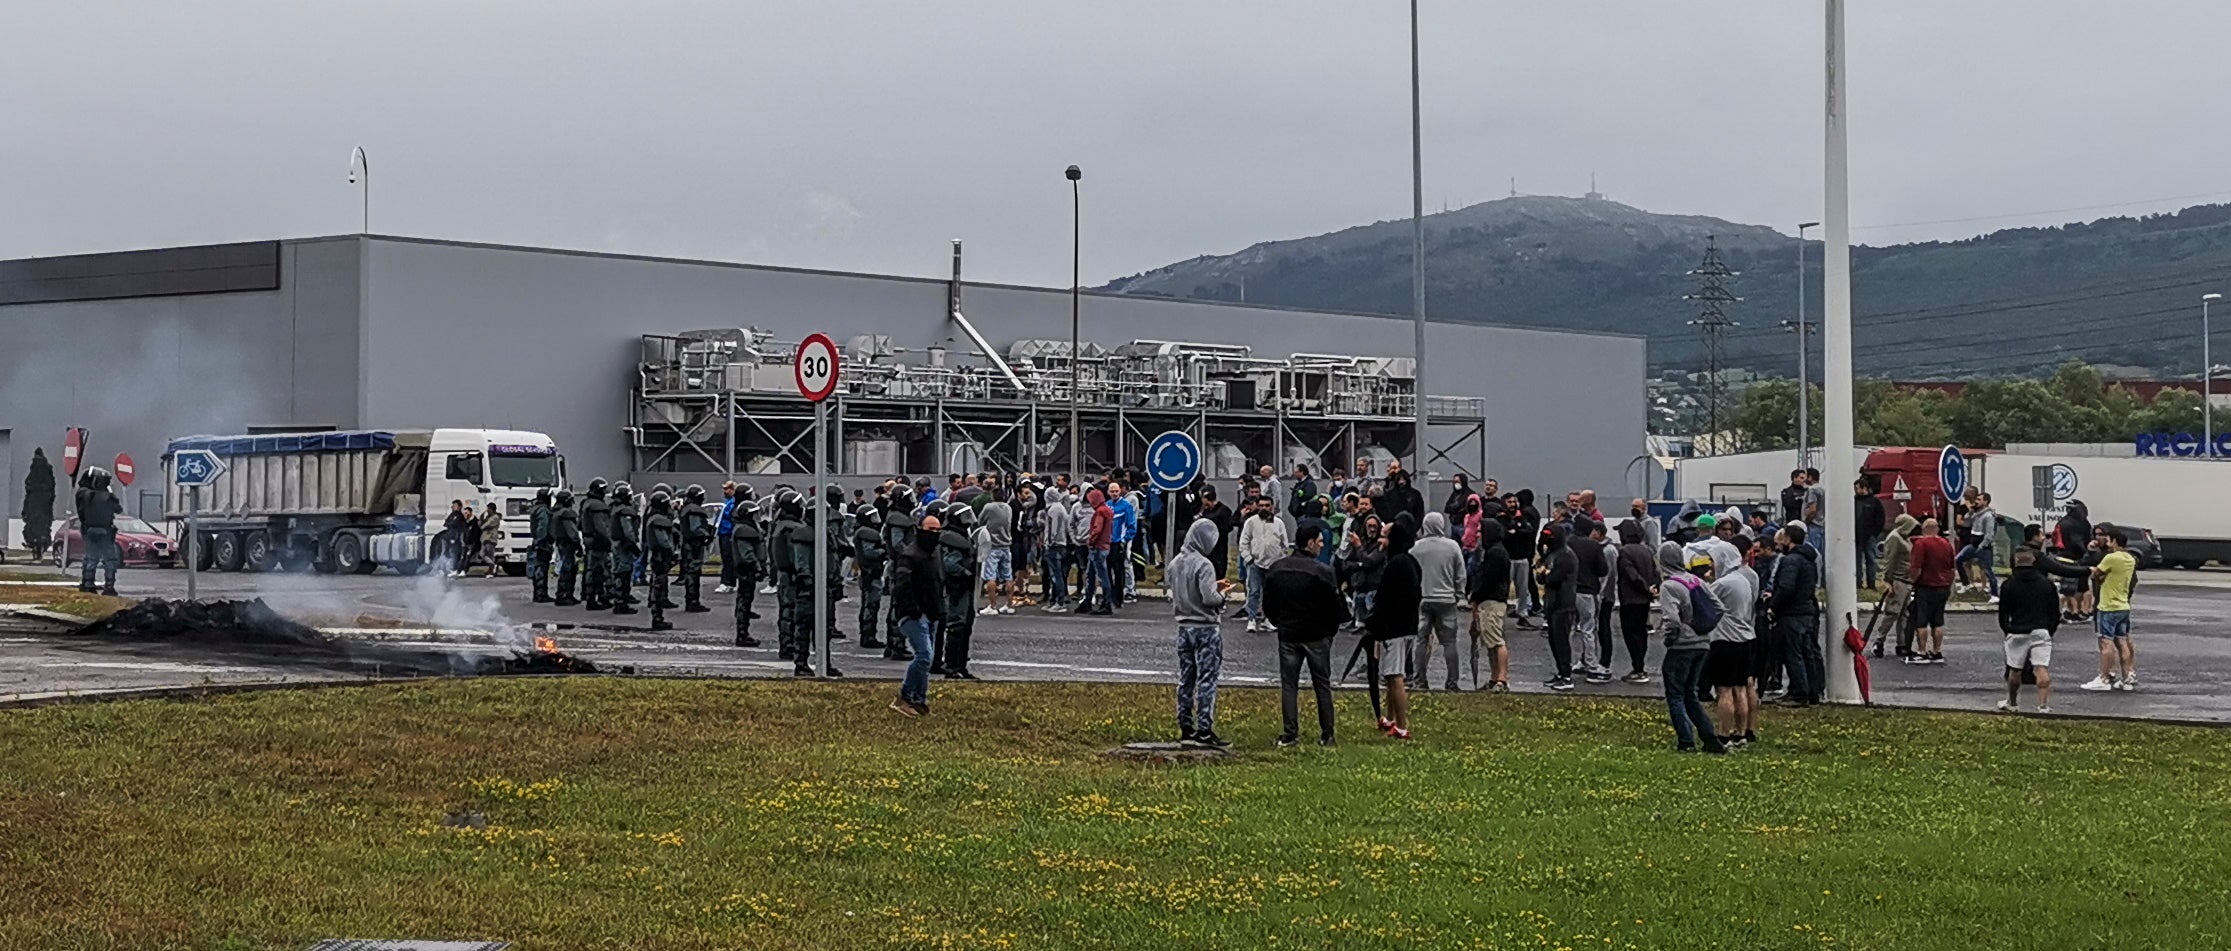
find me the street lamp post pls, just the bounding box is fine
[347,146,370,233]
[1408,0,1429,481]
[1067,165,1083,479]
[1819,0,1862,704]
[2207,293,2222,455]
[1791,221,1821,467]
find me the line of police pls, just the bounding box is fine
[511,479,986,680]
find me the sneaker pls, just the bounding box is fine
[1928,653,1946,665]
[1377,717,1396,733]
[2117,677,2138,692]
[2079,676,2115,691]
[1319,736,1337,747]
[998,605,1015,615]
[978,607,998,617]
[1488,681,1509,693]
[2036,705,2053,714]
[1621,671,1650,684]
[1274,736,1299,748]
[1995,700,2016,714]
[1987,595,2000,605]
[889,697,920,718]
[1043,603,1066,613]
[792,664,814,678]
[1196,732,1232,750]
[1386,726,1411,740]
[1584,671,1613,684]
[715,584,734,594]
[758,584,776,595]
[1549,677,1576,692]
[1244,619,1260,634]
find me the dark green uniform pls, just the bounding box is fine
[680,495,714,612]
[581,483,614,610]
[644,495,679,631]
[821,504,853,642]
[934,519,979,677]
[731,513,766,646]
[610,490,642,615]
[880,492,920,660]
[528,493,554,602]
[770,507,808,661]
[552,493,583,605]
[852,507,889,647]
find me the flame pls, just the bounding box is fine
[534,635,559,654]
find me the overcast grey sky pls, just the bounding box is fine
[6,1,2226,286]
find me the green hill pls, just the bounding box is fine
[1101,196,2231,379]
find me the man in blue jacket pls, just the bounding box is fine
[715,482,741,594]
[1108,481,1139,606]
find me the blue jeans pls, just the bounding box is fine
[1857,538,1880,589]
[1955,543,1998,596]
[1779,613,1823,703]
[1662,648,1720,749]
[1244,563,1268,620]
[1351,589,1375,627]
[1081,549,1113,609]
[900,617,935,705]
[1043,546,1069,605]
[1176,624,1224,736]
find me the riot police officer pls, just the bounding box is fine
[820,485,854,642]
[610,482,642,615]
[935,502,981,680]
[528,488,555,603]
[731,483,766,647]
[74,467,123,595]
[680,485,715,612]
[852,502,889,649]
[768,489,808,664]
[580,479,614,610]
[880,485,920,661]
[644,490,680,632]
[643,481,676,593]
[552,489,583,606]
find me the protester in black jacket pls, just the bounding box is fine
[1364,519,1422,737]
[1614,520,1660,681]
[1264,534,1349,745]
[1769,528,1824,706]
[1854,478,1888,588]
[887,515,946,717]
[1536,523,1579,689]
[1997,551,2062,712]
[1466,520,1515,691]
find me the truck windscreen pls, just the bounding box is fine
[489,453,560,487]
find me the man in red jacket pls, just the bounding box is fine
[1079,488,1117,615]
[1907,517,1957,665]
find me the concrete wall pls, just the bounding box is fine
[359,237,1645,498]
[0,238,362,530]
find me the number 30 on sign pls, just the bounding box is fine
[794,333,841,402]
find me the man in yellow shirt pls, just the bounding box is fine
[2081,526,2139,692]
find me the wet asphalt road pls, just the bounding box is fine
[6,565,2230,723]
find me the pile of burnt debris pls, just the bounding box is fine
[74,599,598,677]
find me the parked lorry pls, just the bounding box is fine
[162,429,563,574]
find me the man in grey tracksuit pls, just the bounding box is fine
[1169,518,1232,747]
[1409,511,1469,690]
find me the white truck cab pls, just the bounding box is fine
[383,429,565,570]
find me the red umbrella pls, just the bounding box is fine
[1842,613,1871,704]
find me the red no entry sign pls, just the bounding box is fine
[114,453,136,487]
[62,427,85,477]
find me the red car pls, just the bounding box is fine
[51,516,179,568]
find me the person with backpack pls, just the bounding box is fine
[1656,542,1729,754]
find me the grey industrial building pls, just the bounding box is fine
[0,235,1645,541]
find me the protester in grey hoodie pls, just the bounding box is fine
[1656,542,1727,753]
[1169,518,1232,746]
[1410,511,1469,690]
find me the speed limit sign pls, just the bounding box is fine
[794,333,840,402]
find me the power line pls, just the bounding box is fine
[1683,236,1741,451]
[1853,190,2231,233]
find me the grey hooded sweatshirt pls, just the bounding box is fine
[1413,512,1468,604]
[1169,517,1227,625]
[1656,541,1720,652]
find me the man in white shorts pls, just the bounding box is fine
[1996,549,2060,713]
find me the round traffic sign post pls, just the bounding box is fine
[794,332,841,403]
[794,333,841,678]
[1938,444,1967,500]
[113,453,136,487]
[1145,430,1201,575]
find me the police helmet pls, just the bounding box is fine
[534,487,553,503]
[652,482,674,499]
[735,481,756,501]
[947,504,977,530]
[556,488,575,506]
[923,498,951,522]
[853,502,883,527]
[649,489,673,511]
[824,484,846,506]
[683,484,706,503]
[889,485,917,510]
[586,477,609,499]
[612,481,634,505]
[775,489,804,519]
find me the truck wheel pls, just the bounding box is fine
[243,532,276,573]
[214,532,246,572]
[331,532,366,575]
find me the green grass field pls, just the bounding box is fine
[4,678,2229,950]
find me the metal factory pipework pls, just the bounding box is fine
[630,328,1488,482]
